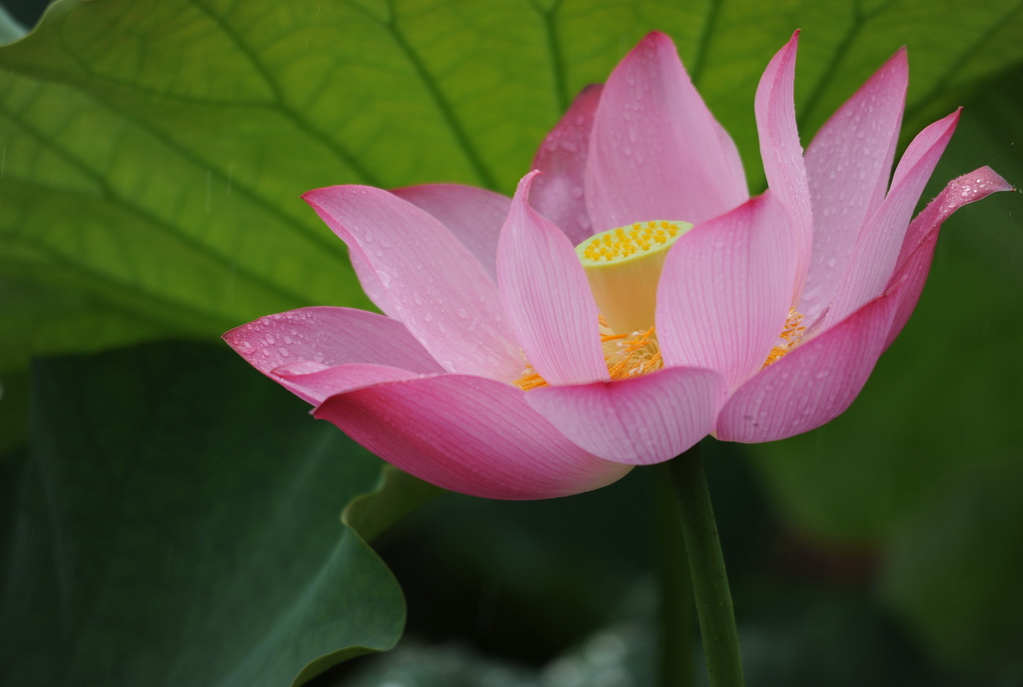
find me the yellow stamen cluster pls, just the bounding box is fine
[762,309,806,368]
[580,221,685,262]
[515,309,808,391]
[514,316,664,391]
[604,326,663,379]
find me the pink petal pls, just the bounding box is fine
[497,172,609,385]
[657,192,799,390]
[755,31,813,298]
[274,363,422,406]
[529,84,604,246]
[224,306,445,376]
[799,48,908,320]
[314,374,632,500]
[716,290,900,443]
[304,186,523,382]
[585,31,747,232]
[390,183,511,282]
[346,235,395,316]
[825,110,960,326]
[526,366,727,465]
[883,166,1013,349]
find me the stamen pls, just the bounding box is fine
[762,309,806,368]
[513,316,664,391]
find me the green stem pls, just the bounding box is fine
[667,443,745,687]
[657,464,695,687]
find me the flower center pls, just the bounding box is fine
[576,220,693,335]
[511,220,807,391]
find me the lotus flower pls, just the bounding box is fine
[225,31,1010,500]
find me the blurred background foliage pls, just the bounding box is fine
[1,0,1021,685]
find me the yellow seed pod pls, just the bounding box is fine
[576,220,692,334]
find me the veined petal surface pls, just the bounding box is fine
[273,363,423,406]
[799,48,908,321]
[390,184,510,283]
[717,290,900,443]
[755,31,813,297]
[526,367,727,465]
[657,193,799,390]
[585,31,747,232]
[224,306,444,377]
[826,110,959,326]
[315,374,631,500]
[530,84,603,246]
[304,186,522,382]
[498,172,609,386]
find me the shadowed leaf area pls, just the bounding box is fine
[0,340,419,686]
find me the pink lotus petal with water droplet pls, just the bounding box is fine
[315,374,631,500]
[883,166,1013,349]
[304,185,523,382]
[526,366,727,465]
[717,290,900,443]
[755,31,813,300]
[799,48,907,321]
[224,306,444,377]
[585,31,747,232]
[530,84,603,246]
[391,183,510,282]
[825,110,959,326]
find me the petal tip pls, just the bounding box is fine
[513,169,544,203]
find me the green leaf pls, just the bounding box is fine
[3,0,1023,370]
[1,340,406,686]
[343,464,443,545]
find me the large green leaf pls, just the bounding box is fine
[0,340,410,686]
[2,0,1023,370]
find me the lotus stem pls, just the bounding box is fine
[666,442,745,687]
[657,463,695,687]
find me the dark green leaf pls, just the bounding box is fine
[1,340,405,686]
